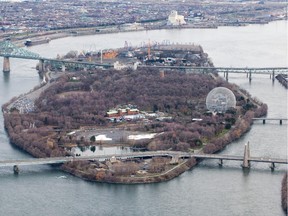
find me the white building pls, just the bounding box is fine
[167,11,186,26]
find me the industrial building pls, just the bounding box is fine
[167,11,186,26]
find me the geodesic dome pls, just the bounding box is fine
[206,87,236,113]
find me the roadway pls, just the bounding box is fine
[1,40,288,74]
[0,151,287,168]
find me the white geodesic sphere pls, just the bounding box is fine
[206,87,236,113]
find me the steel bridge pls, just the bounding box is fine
[0,40,112,73]
[1,40,287,83]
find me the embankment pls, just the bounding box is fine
[61,158,197,184]
[282,173,287,213]
[276,74,288,89]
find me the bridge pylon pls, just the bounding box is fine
[248,70,252,82]
[3,57,10,73]
[242,142,250,169]
[13,165,19,174]
[38,59,45,73]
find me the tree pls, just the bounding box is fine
[90,136,96,142]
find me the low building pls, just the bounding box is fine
[106,108,140,118]
[113,61,128,70]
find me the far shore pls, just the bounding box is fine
[3,18,286,49]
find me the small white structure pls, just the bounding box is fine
[167,11,186,26]
[113,61,140,71]
[110,156,118,164]
[128,133,158,140]
[95,134,112,141]
[114,61,128,70]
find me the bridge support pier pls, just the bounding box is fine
[272,70,275,82]
[280,120,282,125]
[218,159,223,167]
[13,165,19,174]
[242,142,250,169]
[3,57,10,73]
[270,162,275,171]
[170,155,180,165]
[61,64,66,72]
[38,59,45,73]
[226,71,229,81]
[249,70,252,82]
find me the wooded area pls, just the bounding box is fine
[4,68,268,156]
[2,67,267,182]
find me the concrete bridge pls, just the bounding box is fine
[1,41,287,83]
[252,118,288,125]
[141,65,288,82]
[0,142,286,174]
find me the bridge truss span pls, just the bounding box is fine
[0,40,40,59]
[0,40,287,85]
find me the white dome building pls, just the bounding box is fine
[167,11,186,26]
[206,87,236,113]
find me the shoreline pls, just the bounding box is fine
[61,158,197,184]
[5,18,287,48]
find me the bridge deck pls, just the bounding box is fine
[0,151,179,167]
[0,151,286,167]
[1,41,287,73]
[252,118,287,120]
[139,66,288,74]
[193,154,288,164]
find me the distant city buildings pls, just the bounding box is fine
[0,0,286,37]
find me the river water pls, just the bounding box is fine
[0,21,287,216]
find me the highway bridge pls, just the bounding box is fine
[252,118,288,125]
[0,151,182,167]
[1,143,287,174]
[140,65,288,82]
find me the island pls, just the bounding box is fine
[2,44,268,183]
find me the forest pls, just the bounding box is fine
[3,67,268,156]
[2,67,268,182]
